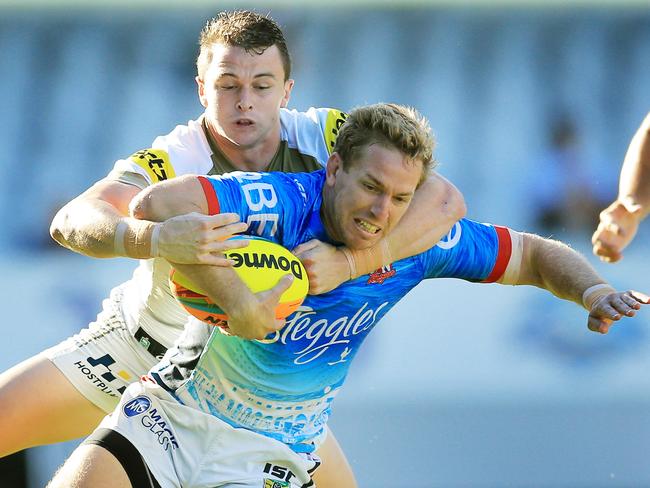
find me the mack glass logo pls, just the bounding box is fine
[123,396,151,417]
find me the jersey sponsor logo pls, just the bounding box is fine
[73,353,132,398]
[229,172,280,235]
[129,148,176,182]
[324,109,348,154]
[436,221,462,250]
[262,302,389,364]
[140,407,179,451]
[262,463,295,485]
[367,265,396,285]
[225,251,304,279]
[123,395,151,417]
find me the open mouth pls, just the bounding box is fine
[355,218,381,235]
[235,119,254,127]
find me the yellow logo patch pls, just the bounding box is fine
[129,148,175,182]
[324,109,348,154]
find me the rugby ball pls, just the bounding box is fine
[169,236,309,329]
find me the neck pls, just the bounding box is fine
[320,187,341,244]
[205,120,280,172]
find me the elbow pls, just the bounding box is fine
[130,175,202,222]
[49,206,71,246]
[448,185,467,222]
[129,189,154,221]
[441,180,466,223]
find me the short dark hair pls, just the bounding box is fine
[197,10,291,80]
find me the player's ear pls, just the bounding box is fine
[196,76,208,108]
[326,153,343,187]
[280,79,294,108]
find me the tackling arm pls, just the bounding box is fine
[295,173,465,293]
[513,232,649,333]
[51,176,247,265]
[592,112,650,262]
[130,176,288,340]
[385,172,466,257]
[50,179,153,258]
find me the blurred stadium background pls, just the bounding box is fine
[1,0,650,486]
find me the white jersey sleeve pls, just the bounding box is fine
[279,107,347,168]
[108,118,214,188]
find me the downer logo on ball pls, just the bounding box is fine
[123,396,151,417]
[225,251,303,279]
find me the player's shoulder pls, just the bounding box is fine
[150,118,213,173]
[280,107,348,156]
[113,118,213,185]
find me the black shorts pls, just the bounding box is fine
[85,428,161,488]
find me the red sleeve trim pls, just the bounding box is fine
[197,176,220,215]
[484,226,512,283]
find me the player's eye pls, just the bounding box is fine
[393,195,411,205]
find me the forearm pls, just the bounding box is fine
[343,173,466,278]
[619,112,650,217]
[520,234,608,309]
[50,197,156,259]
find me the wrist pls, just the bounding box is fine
[339,247,356,280]
[347,238,392,278]
[114,219,158,259]
[582,283,616,310]
[620,197,646,217]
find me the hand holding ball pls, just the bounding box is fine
[169,236,309,328]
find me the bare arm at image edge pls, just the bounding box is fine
[593,112,650,262]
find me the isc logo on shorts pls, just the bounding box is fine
[123,396,151,417]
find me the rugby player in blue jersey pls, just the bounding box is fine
[1,11,464,487]
[49,103,649,488]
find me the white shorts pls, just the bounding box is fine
[45,287,165,413]
[94,379,319,488]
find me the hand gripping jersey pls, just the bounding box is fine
[150,170,522,454]
[106,108,347,348]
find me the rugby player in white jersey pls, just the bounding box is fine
[0,10,465,487]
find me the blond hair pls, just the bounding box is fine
[333,103,436,183]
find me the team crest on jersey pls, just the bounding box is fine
[129,148,176,182]
[324,109,348,153]
[367,265,396,285]
[262,479,289,488]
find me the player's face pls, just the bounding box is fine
[197,44,294,151]
[324,145,423,250]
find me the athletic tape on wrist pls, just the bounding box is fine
[114,221,128,256]
[582,283,616,310]
[150,224,161,258]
